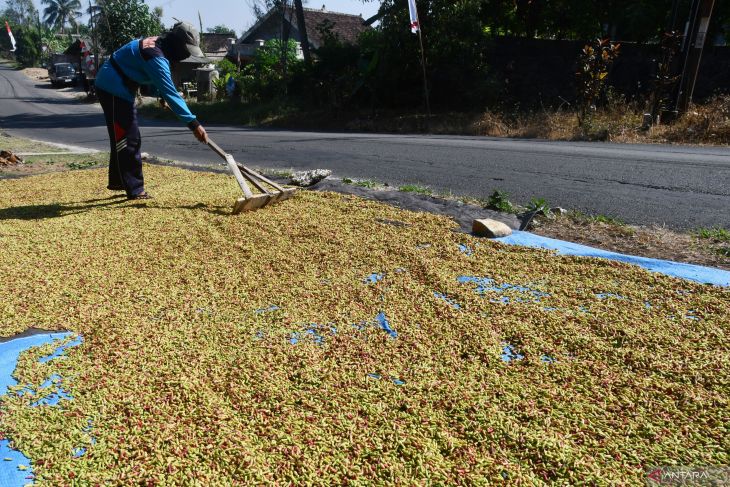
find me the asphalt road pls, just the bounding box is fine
[1,63,728,230]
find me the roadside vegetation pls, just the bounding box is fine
[140,92,730,146]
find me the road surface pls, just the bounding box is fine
[1,62,728,230]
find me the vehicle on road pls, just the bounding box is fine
[48,62,77,87]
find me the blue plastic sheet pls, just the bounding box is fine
[434,292,462,309]
[376,312,397,339]
[497,231,730,287]
[0,332,77,487]
[457,276,549,303]
[364,273,385,285]
[501,343,524,362]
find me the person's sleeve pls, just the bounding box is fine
[142,57,199,128]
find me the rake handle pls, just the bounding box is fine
[206,139,228,160]
[237,163,286,193]
[206,139,253,199]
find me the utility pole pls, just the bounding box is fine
[675,0,715,114]
[280,0,291,90]
[293,0,311,65]
[198,11,204,54]
[37,12,43,65]
[89,1,98,73]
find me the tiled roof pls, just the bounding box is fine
[201,33,235,53]
[300,8,370,46]
[240,7,370,48]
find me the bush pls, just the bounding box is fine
[575,38,620,132]
[14,26,41,67]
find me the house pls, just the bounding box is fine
[201,33,237,62]
[229,5,370,63]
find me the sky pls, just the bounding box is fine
[22,0,382,37]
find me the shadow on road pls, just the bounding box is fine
[0,110,102,130]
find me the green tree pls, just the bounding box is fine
[236,38,299,101]
[41,0,82,34]
[40,24,65,58]
[96,0,163,53]
[206,24,235,34]
[249,0,281,21]
[2,0,38,27]
[5,24,41,66]
[85,1,103,27]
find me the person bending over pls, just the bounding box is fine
[95,21,208,199]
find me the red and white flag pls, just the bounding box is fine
[407,0,420,34]
[80,40,96,76]
[5,21,16,51]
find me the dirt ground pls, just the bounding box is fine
[21,67,90,100]
[21,67,48,81]
[532,216,730,270]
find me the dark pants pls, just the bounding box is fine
[97,88,144,197]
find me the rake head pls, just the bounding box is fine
[232,194,274,214]
[206,139,298,215]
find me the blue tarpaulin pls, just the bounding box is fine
[0,332,77,486]
[496,231,730,287]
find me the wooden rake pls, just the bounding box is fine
[207,139,297,214]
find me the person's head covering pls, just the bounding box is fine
[158,21,204,62]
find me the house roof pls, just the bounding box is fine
[201,33,235,54]
[239,7,369,48]
[300,8,369,46]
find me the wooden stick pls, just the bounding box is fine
[240,169,271,195]
[207,140,254,199]
[237,163,286,192]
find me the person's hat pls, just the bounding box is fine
[169,21,204,59]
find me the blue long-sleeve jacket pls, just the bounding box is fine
[95,38,198,128]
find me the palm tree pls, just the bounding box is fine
[42,0,82,34]
[86,1,103,27]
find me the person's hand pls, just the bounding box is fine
[193,125,208,144]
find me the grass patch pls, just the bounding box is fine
[21,153,106,167]
[66,160,101,170]
[485,189,516,213]
[714,246,730,257]
[0,165,728,484]
[696,226,730,242]
[398,184,432,196]
[0,132,69,154]
[354,179,380,188]
[569,210,626,227]
[343,177,382,189]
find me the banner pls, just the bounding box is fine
[407,0,420,34]
[5,21,16,51]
